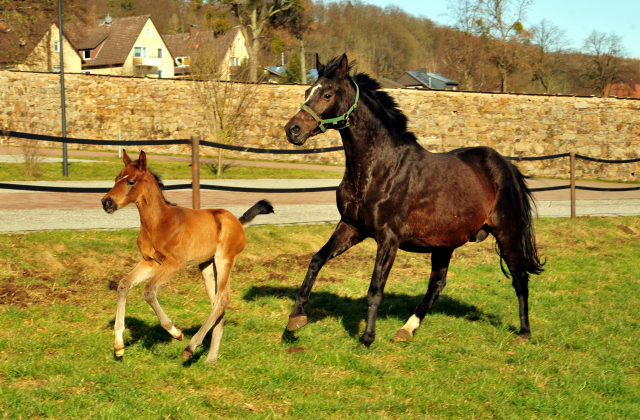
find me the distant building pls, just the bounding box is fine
[162,27,248,80]
[14,23,82,73]
[75,15,174,78]
[264,66,318,84]
[396,70,459,90]
[605,83,640,98]
[18,15,174,78]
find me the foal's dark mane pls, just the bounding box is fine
[320,56,418,144]
[132,158,175,206]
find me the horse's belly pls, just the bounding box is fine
[404,209,488,250]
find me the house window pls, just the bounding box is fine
[230,57,239,66]
[147,28,151,37]
[54,41,60,52]
[82,70,91,74]
[158,69,164,78]
[134,46,147,58]
[83,50,90,60]
[238,38,243,47]
[157,48,163,59]
[53,65,60,73]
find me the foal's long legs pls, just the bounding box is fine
[143,261,187,341]
[182,255,235,364]
[360,231,400,348]
[287,220,362,331]
[114,259,159,356]
[394,248,453,341]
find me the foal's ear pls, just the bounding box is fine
[138,150,147,170]
[122,150,131,166]
[336,53,348,79]
[316,53,325,76]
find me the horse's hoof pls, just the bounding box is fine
[393,329,413,342]
[115,348,125,357]
[176,332,184,341]
[516,331,531,341]
[287,315,308,331]
[181,348,193,359]
[359,334,375,348]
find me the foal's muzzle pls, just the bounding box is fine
[101,196,118,214]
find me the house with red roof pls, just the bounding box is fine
[19,14,174,78]
[162,26,248,80]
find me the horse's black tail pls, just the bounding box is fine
[239,200,274,226]
[510,163,545,276]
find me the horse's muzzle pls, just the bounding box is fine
[101,196,118,214]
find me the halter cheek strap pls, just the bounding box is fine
[299,82,360,133]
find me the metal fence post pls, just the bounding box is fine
[570,152,576,220]
[191,135,200,210]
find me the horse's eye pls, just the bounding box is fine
[323,93,332,100]
[128,180,135,186]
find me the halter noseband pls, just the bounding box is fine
[299,81,360,133]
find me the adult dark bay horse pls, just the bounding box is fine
[102,150,273,364]
[284,54,544,347]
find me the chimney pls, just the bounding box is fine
[190,25,199,39]
[420,68,427,74]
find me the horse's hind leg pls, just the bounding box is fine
[287,220,362,331]
[182,255,235,364]
[394,248,452,341]
[143,262,185,341]
[114,259,158,357]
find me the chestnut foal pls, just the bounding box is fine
[102,150,273,364]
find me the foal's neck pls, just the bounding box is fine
[135,173,171,230]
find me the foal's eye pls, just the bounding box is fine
[323,93,332,100]
[128,180,135,186]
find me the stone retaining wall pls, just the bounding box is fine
[1,71,639,181]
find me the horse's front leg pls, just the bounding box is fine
[287,220,362,331]
[114,259,158,357]
[360,231,400,348]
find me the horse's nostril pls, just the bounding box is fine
[290,125,301,136]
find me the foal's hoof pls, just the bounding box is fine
[169,327,184,341]
[114,348,125,358]
[287,315,308,331]
[393,328,413,342]
[181,348,193,359]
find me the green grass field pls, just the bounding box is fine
[0,218,639,419]
[0,155,341,181]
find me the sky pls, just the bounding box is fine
[360,0,640,59]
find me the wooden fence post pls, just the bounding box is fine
[191,135,200,210]
[570,152,576,220]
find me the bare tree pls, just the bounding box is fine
[444,0,486,90]
[581,30,626,96]
[530,19,569,93]
[477,0,533,92]
[225,0,296,82]
[190,46,258,175]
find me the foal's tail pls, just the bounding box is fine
[510,163,545,276]
[238,200,274,226]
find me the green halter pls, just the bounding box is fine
[299,81,360,133]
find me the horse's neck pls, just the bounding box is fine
[339,104,408,179]
[135,176,169,230]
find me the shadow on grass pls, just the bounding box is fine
[243,286,504,338]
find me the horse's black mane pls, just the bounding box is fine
[321,56,418,144]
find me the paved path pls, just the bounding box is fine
[1,147,638,233]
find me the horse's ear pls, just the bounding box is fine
[316,53,325,76]
[336,53,348,79]
[122,150,131,166]
[138,150,147,170]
